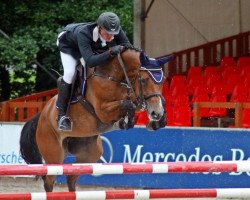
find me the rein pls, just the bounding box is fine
[117,53,138,100]
[117,53,162,111]
[86,52,163,111]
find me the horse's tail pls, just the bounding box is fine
[20,113,43,164]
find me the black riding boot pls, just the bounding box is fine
[57,78,72,131]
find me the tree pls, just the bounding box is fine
[0,0,133,101]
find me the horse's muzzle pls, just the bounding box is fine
[146,112,166,131]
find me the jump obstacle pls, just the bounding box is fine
[1,189,250,199]
[1,161,250,199]
[1,161,250,176]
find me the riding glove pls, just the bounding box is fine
[109,45,124,57]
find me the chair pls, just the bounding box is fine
[210,83,227,97]
[169,75,186,91]
[230,84,248,103]
[244,75,250,94]
[171,105,192,126]
[170,83,188,98]
[224,74,242,95]
[166,105,174,125]
[220,65,236,80]
[162,80,169,100]
[187,75,204,95]
[240,66,250,79]
[192,85,208,97]
[191,89,210,117]
[208,93,227,117]
[172,94,190,108]
[220,57,235,67]
[135,111,148,125]
[187,66,202,82]
[166,92,190,126]
[205,74,222,94]
[237,57,250,68]
[203,66,218,82]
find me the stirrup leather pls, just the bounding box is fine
[58,116,73,131]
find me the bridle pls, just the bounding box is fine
[87,52,163,111]
[117,54,164,111]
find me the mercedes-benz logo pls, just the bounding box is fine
[99,136,114,163]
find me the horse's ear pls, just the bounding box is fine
[139,51,149,66]
[156,54,175,66]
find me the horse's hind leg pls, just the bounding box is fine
[36,126,65,192]
[64,136,103,191]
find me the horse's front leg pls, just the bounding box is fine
[117,99,136,130]
[97,99,136,129]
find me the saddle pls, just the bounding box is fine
[68,63,102,121]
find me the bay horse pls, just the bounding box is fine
[20,48,172,192]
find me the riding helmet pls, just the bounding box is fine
[97,12,121,35]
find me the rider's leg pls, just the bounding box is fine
[57,52,77,131]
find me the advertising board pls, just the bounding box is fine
[1,123,250,188]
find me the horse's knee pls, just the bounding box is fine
[118,100,136,130]
[120,100,135,111]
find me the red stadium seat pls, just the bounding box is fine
[203,66,218,81]
[169,75,187,91]
[171,105,192,126]
[187,66,202,82]
[230,84,248,103]
[187,75,204,95]
[206,74,223,94]
[166,106,174,125]
[211,83,227,97]
[170,84,188,98]
[237,57,250,68]
[208,93,227,117]
[220,57,235,67]
[224,74,242,95]
[220,65,236,80]
[136,111,148,125]
[162,80,169,100]
[191,89,210,117]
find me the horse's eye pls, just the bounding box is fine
[141,78,148,86]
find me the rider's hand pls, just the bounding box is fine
[109,45,124,57]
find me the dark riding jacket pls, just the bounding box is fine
[57,22,131,67]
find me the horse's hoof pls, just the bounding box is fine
[118,119,134,130]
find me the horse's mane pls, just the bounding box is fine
[123,45,142,53]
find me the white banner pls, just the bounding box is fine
[0,123,25,164]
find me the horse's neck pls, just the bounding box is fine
[86,50,140,81]
[121,50,140,78]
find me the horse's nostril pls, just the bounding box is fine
[151,111,160,119]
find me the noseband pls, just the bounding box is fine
[87,53,163,111]
[117,53,163,111]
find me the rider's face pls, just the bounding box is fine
[99,27,114,42]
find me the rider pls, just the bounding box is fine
[56,12,132,131]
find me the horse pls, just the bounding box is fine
[19,48,172,192]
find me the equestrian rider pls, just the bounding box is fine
[56,12,132,131]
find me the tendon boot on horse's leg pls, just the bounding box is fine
[57,78,72,131]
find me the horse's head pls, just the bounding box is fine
[134,51,174,130]
[89,48,173,131]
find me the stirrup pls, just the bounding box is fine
[58,116,73,131]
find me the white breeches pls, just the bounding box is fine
[60,52,77,84]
